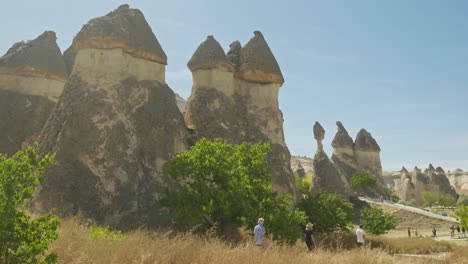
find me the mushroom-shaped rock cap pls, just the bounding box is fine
[332,121,354,149]
[226,40,242,71]
[400,166,409,173]
[354,129,381,152]
[0,31,67,81]
[313,122,325,142]
[237,31,284,84]
[187,35,234,72]
[71,4,167,64]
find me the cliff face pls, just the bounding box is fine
[447,169,468,195]
[311,122,350,196]
[32,5,187,227]
[0,31,67,155]
[184,32,296,197]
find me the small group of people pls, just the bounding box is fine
[253,218,317,250]
[407,227,419,237]
[449,225,466,238]
[253,218,365,250]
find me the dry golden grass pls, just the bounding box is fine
[46,218,465,264]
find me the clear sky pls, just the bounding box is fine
[1,0,467,171]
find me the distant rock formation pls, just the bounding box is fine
[32,5,187,227]
[293,160,306,178]
[290,155,314,175]
[396,167,415,202]
[394,164,457,203]
[331,122,358,181]
[354,129,383,181]
[446,169,468,194]
[311,122,350,196]
[184,32,296,197]
[0,31,67,155]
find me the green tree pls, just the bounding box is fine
[298,192,354,234]
[454,205,468,229]
[384,187,400,203]
[350,171,377,194]
[438,194,456,208]
[0,146,59,264]
[457,195,468,206]
[295,173,311,196]
[422,191,438,208]
[360,207,398,235]
[163,138,306,245]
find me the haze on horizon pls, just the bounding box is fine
[1,0,467,171]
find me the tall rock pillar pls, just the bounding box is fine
[354,129,383,182]
[33,5,187,227]
[184,32,296,197]
[331,121,358,181]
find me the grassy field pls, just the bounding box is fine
[45,218,468,264]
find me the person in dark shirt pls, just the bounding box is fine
[304,222,317,251]
[407,227,411,237]
[432,227,437,238]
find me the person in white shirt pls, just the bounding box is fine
[254,218,266,246]
[356,224,365,248]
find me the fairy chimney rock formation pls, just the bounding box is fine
[33,5,187,227]
[0,31,67,155]
[236,31,284,84]
[354,129,383,180]
[68,4,167,82]
[184,32,296,197]
[331,121,358,181]
[311,122,350,196]
[313,122,325,150]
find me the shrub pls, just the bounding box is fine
[0,146,59,264]
[384,188,400,203]
[457,195,468,206]
[422,191,438,207]
[349,172,377,194]
[360,207,398,235]
[162,138,306,245]
[89,226,126,240]
[454,205,468,229]
[298,192,354,234]
[295,173,311,196]
[438,194,456,207]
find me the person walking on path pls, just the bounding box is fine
[356,224,365,248]
[450,226,455,238]
[456,226,461,237]
[415,228,418,237]
[432,227,437,238]
[304,222,317,251]
[407,227,411,237]
[462,226,466,236]
[380,196,384,204]
[254,218,266,247]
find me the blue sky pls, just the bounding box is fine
[1,0,467,171]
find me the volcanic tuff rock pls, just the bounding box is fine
[0,31,67,155]
[331,122,358,181]
[394,164,457,203]
[236,31,284,84]
[293,160,306,178]
[291,155,314,174]
[184,32,296,197]
[354,129,383,181]
[32,5,187,227]
[311,122,350,196]
[446,169,468,194]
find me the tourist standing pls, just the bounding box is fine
[254,218,266,247]
[407,227,411,237]
[415,228,418,237]
[432,227,437,238]
[356,224,365,248]
[456,226,461,237]
[462,226,466,236]
[304,222,317,251]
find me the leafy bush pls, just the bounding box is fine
[457,195,468,206]
[89,226,126,240]
[350,172,377,194]
[422,191,438,207]
[384,188,400,203]
[438,194,456,207]
[454,205,468,228]
[360,207,398,235]
[0,146,59,264]
[298,192,354,234]
[162,138,306,245]
[295,173,311,196]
